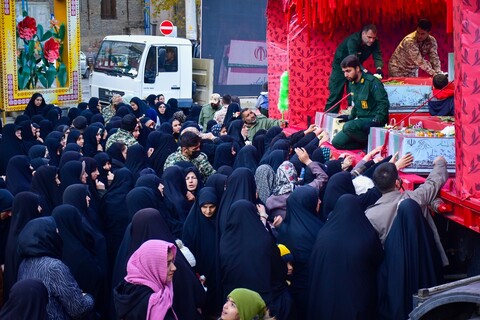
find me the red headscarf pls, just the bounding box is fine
[125,240,177,320]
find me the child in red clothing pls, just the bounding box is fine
[428,74,454,116]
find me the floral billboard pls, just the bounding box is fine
[17,14,67,89]
[0,0,81,112]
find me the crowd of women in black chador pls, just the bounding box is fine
[0,91,443,320]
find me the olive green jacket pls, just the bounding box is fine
[347,73,390,124]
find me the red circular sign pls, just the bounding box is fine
[159,20,174,36]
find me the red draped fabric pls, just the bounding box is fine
[266,0,453,127]
[267,0,480,201]
[453,0,480,199]
[284,0,448,34]
[446,0,453,33]
[266,0,289,120]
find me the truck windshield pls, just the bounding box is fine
[94,41,145,78]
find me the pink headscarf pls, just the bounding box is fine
[125,240,177,320]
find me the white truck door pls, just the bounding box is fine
[142,46,181,100]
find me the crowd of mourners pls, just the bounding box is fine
[0,91,449,320]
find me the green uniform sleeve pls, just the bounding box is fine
[347,83,357,120]
[346,33,360,56]
[372,40,384,69]
[264,118,281,127]
[198,108,205,131]
[350,101,357,120]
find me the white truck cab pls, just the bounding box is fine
[90,35,193,107]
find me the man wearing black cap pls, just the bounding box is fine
[105,114,139,150]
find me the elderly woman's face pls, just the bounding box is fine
[185,171,198,191]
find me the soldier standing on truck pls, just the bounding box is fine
[325,24,384,113]
[389,19,442,77]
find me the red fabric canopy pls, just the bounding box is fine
[284,0,448,33]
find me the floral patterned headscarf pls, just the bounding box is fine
[273,161,297,196]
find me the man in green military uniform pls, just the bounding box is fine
[332,55,390,150]
[325,24,384,113]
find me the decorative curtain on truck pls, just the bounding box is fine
[453,0,480,200]
[266,0,453,127]
[282,0,448,35]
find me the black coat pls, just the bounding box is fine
[100,167,135,272]
[3,192,42,300]
[52,205,107,318]
[376,199,442,320]
[0,279,49,320]
[219,200,273,304]
[182,187,219,315]
[276,186,323,318]
[307,194,383,319]
[114,282,176,320]
[112,208,206,320]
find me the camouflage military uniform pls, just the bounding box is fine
[164,147,216,181]
[101,104,116,124]
[388,31,441,77]
[105,128,138,150]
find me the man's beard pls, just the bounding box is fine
[248,117,257,125]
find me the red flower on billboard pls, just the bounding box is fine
[44,38,60,63]
[18,16,37,41]
[16,14,67,89]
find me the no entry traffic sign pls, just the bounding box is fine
[159,20,174,36]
